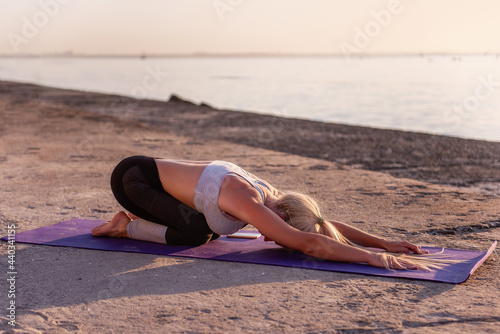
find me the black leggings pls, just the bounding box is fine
[110,155,219,245]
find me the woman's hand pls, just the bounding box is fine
[368,252,420,270]
[382,240,428,254]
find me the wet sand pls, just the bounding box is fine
[0,81,499,333]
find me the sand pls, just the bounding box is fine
[0,80,499,333]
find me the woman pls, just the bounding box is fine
[92,156,440,270]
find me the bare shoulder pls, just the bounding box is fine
[247,172,281,196]
[218,174,262,211]
[219,176,308,251]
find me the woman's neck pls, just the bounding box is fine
[263,190,286,221]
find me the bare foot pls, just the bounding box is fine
[91,211,131,238]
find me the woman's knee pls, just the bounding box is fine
[110,156,157,195]
[111,156,144,191]
[109,156,156,214]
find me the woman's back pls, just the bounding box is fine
[155,159,210,209]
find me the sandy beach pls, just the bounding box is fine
[0,80,499,333]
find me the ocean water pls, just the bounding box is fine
[0,56,499,142]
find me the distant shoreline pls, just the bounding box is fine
[2,79,499,195]
[2,56,499,143]
[1,53,499,58]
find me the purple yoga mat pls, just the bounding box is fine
[2,219,496,284]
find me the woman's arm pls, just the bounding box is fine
[302,233,418,269]
[329,220,386,248]
[223,193,417,269]
[330,220,426,254]
[248,203,418,269]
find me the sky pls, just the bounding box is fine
[1,0,499,56]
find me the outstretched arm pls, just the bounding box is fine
[224,195,420,269]
[330,220,427,254]
[302,233,419,269]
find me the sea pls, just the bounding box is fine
[0,55,499,142]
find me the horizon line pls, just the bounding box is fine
[0,51,499,58]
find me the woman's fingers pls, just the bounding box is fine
[389,256,418,270]
[406,242,420,254]
[392,258,407,270]
[412,245,429,255]
[401,241,429,254]
[401,260,418,270]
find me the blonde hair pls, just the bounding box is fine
[276,191,349,243]
[275,191,456,270]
